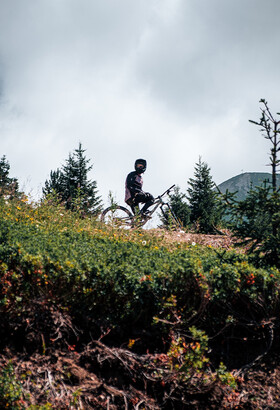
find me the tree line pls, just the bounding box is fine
[1,99,280,267]
[0,143,102,216]
[0,142,221,231]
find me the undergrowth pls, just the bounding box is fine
[1,196,280,407]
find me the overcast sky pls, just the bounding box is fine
[1,0,280,206]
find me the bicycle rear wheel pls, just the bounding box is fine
[101,206,134,228]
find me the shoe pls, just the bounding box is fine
[141,210,152,219]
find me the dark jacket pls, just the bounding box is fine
[125,171,143,203]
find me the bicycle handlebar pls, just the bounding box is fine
[158,184,176,199]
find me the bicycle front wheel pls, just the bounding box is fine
[101,206,134,228]
[160,204,182,230]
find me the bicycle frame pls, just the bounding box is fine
[135,184,181,228]
[144,184,176,218]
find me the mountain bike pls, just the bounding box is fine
[101,184,181,229]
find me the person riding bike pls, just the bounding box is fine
[125,159,154,216]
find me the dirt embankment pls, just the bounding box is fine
[2,335,280,409]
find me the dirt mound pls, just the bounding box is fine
[151,229,235,249]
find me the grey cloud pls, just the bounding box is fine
[133,0,280,118]
[0,0,151,67]
[0,0,154,125]
[0,0,279,203]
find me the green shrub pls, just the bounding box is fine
[0,362,25,409]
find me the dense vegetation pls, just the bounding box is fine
[1,197,280,408]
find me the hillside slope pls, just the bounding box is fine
[1,199,280,408]
[218,172,280,201]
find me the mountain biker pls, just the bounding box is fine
[125,159,154,216]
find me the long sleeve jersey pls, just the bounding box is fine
[125,171,143,202]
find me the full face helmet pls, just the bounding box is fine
[134,158,147,174]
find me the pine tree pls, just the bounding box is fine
[249,99,280,193]
[187,158,222,234]
[0,155,22,199]
[43,143,102,215]
[228,99,280,266]
[167,186,190,228]
[230,185,278,260]
[43,169,64,198]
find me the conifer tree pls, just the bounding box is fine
[43,143,102,215]
[160,186,190,228]
[0,155,22,199]
[187,157,222,234]
[165,186,190,228]
[43,169,64,198]
[249,99,280,193]
[229,99,280,266]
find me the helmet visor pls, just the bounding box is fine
[136,163,145,171]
